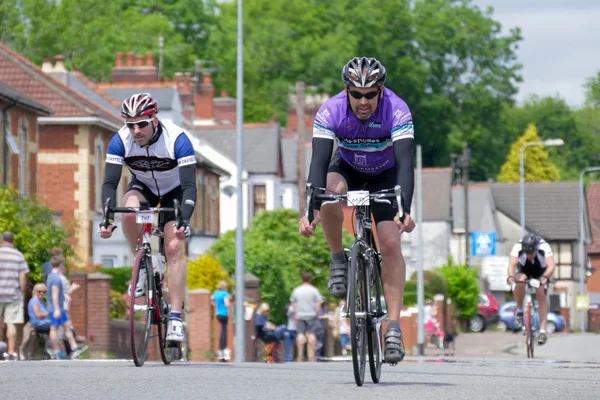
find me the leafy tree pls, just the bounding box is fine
[209,209,354,323]
[187,254,233,292]
[584,70,600,108]
[404,270,448,307]
[100,266,133,294]
[0,185,74,283]
[497,123,560,183]
[437,258,479,320]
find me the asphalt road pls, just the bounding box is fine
[2,333,599,400]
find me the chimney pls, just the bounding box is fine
[145,52,154,67]
[126,52,134,67]
[44,55,68,85]
[41,57,53,73]
[183,72,192,93]
[135,55,144,67]
[115,52,123,67]
[194,73,215,120]
[174,72,183,85]
[221,88,229,98]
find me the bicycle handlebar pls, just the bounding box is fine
[100,198,184,230]
[305,183,405,223]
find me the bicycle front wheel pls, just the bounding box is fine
[157,288,180,365]
[349,242,367,386]
[130,249,152,367]
[525,302,533,359]
[367,253,384,383]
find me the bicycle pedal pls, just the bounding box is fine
[166,341,181,348]
[388,362,398,367]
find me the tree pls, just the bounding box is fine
[584,70,600,108]
[437,258,479,320]
[0,186,74,283]
[209,208,354,323]
[187,254,233,292]
[497,124,560,183]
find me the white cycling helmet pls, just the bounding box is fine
[342,57,387,88]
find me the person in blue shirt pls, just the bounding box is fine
[28,283,51,333]
[46,255,87,359]
[211,280,231,361]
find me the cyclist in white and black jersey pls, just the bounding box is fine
[99,93,196,342]
[507,233,556,345]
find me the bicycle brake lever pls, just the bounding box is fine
[394,185,406,223]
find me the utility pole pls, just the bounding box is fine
[458,144,471,266]
[296,81,306,214]
[158,36,164,80]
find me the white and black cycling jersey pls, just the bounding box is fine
[510,238,554,270]
[106,120,196,197]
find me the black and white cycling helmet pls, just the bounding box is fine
[342,57,387,88]
[121,93,159,118]
[521,233,540,254]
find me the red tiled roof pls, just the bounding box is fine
[0,43,121,124]
[586,183,600,254]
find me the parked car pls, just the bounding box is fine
[469,293,500,332]
[497,301,566,333]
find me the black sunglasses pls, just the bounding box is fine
[126,118,154,130]
[348,89,380,100]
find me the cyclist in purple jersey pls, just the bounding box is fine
[299,57,415,364]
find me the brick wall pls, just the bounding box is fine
[587,254,600,293]
[69,272,88,338]
[87,273,112,355]
[188,288,212,360]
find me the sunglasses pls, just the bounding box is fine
[348,89,380,100]
[38,291,46,294]
[125,118,154,130]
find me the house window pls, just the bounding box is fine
[101,256,117,268]
[253,184,266,216]
[94,136,104,211]
[210,177,218,234]
[550,242,573,280]
[197,172,206,232]
[18,121,27,195]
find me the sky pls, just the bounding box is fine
[471,0,600,108]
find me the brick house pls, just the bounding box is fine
[0,43,124,265]
[586,183,600,301]
[0,82,51,193]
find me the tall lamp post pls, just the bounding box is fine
[519,139,564,237]
[578,167,600,333]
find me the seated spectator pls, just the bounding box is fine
[254,303,288,343]
[28,283,51,333]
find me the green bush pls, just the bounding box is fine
[403,279,435,307]
[99,267,133,294]
[109,289,128,319]
[0,185,74,283]
[209,209,354,324]
[437,258,479,320]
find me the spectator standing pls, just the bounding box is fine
[211,280,231,361]
[290,272,323,362]
[42,247,63,284]
[283,302,297,362]
[46,255,87,359]
[0,232,29,361]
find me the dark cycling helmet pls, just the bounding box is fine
[121,93,159,118]
[342,57,386,88]
[521,233,539,254]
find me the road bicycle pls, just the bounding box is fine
[513,278,543,359]
[306,183,405,386]
[102,198,183,367]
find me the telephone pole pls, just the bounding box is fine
[296,81,306,214]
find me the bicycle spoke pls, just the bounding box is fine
[350,242,367,386]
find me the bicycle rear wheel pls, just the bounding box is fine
[367,253,384,383]
[349,242,367,386]
[130,249,153,367]
[525,302,533,359]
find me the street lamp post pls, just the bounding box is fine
[519,139,565,237]
[578,166,600,333]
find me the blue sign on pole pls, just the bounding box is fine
[471,232,497,256]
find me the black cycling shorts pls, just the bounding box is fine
[126,178,182,224]
[327,152,398,225]
[516,263,544,280]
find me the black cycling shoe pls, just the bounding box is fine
[328,260,348,299]
[384,328,406,365]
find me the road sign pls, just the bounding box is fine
[481,256,510,291]
[472,232,497,256]
[577,295,590,311]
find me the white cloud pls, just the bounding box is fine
[471,0,600,107]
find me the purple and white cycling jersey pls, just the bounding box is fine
[312,88,414,175]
